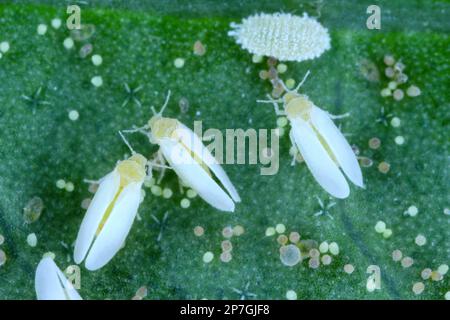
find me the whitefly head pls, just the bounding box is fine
[145,90,179,144]
[116,153,148,187]
[229,12,331,62]
[283,93,314,121]
[148,116,179,142]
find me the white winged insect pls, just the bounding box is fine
[258,71,363,199]
[73,132,149,271]
[35,257,82,300]
[124,91,241,212]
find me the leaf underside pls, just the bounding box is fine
[0,0,449,300]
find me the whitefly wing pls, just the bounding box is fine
[159,138,235,212]
[310,106,363,187]
[290,117,350,199]
[74,170,121,264]
[175,123,241,202]
[84,181,142,271]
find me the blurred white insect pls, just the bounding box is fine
[258,71,363,199]
[35,257,82,300]
[124,91,241,212]
[74,132,150,271]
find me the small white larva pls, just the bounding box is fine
[228,12,331,62]
[74,133,150,271]
[258,71,363,198]
[125,91,241,212]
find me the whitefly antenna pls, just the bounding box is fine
[294,70,311,92]
[122,125,149,134]
[270,70,311,95]
[118,130,136,155]
[159,90,171,115]
[151,90,172,116]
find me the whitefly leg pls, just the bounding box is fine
[256,95,286,116]
[328,112,351,120]
[83,178,101,185]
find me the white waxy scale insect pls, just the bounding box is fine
[228,12,331,62]
[125,91,241,212]
[258,71,363,199]
[74,134,150,270]
[35,257,82,300]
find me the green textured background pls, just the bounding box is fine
[0,0,449,300]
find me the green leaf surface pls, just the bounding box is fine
[0,0,449,300]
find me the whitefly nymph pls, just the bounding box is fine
[74,133,149,271]
[258,71,363,198]
[228,12,331,62]
[126,91,241,212]
[35,257,82,300]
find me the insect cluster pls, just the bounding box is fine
[36,11,365,300]
[36,90,243,299]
